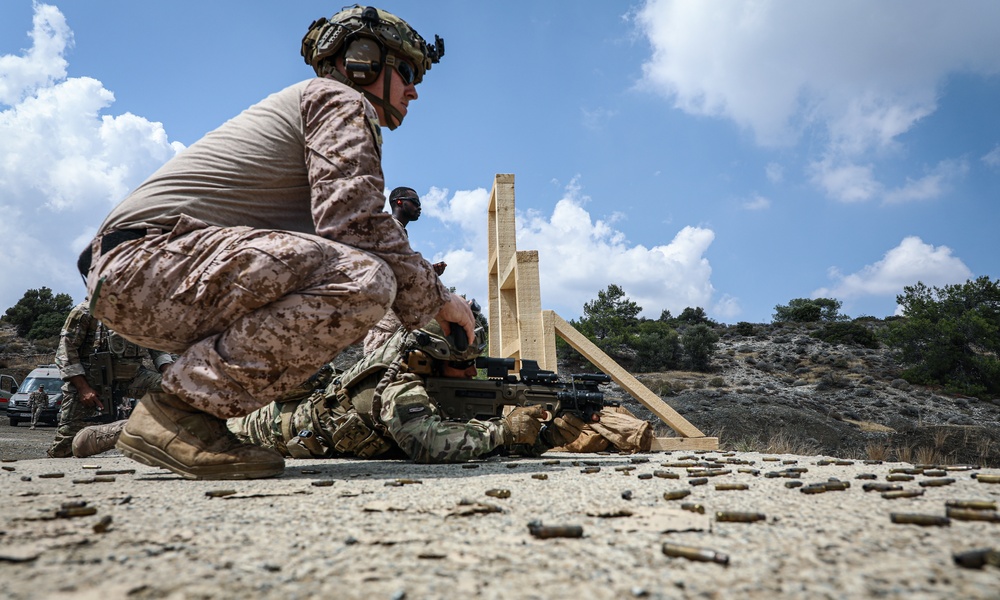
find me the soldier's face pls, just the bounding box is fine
[441,363,477,379]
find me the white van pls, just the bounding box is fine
[0,373,19,417]
[6,365,63,427]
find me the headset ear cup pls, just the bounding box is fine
[344,38,382,86]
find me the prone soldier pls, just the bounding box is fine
[47,302,173,458]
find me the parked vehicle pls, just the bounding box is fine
[7,365,63,426]
[0,374,19,420]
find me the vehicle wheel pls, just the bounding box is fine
[9,417,19,427]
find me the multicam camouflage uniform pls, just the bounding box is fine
[229,327,507,463]
[28,389,48,428]
[47,302,173,458]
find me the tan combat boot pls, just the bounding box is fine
[116,392,285,480]
[72,420,127,458]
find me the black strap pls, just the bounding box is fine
[77,229,147,279]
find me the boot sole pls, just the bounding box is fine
[117,431,284,480]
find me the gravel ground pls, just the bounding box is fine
[2,426,999,600]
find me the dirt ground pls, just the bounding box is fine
[2,422,999,600]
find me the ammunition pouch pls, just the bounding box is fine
[279,401,329,458]
[326,412,392,458]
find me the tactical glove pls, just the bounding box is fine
[502,405,546,445]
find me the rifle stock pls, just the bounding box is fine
[426,357,614,423]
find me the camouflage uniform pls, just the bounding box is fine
[85,77,447,420]
[27,389,47,428]
[47,302,173,458]
[229,328,507,463]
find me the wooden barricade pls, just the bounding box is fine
[486,174,718,451]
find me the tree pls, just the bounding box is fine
[773,298,845,323]
[575,284,641,356]
[632,320,681,372]
[3,287,74,339]
[884,277,1000,396]
[677,306,713,326]
[682,323,719,372]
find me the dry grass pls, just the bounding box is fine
[913,446,943,466]
[844,419,895,433]
[721,430,822,456]
[864,441,892,461]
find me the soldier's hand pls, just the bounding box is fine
[434,294,475,344]
[549,413,587,447]
[79,387,103,410]
[503,405,546,445]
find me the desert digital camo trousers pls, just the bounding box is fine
[88,221,395,418]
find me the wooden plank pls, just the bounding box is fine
[649,437,719,452]
[514,251,543,366]
[548,311,706,438]
[541,310,557,374]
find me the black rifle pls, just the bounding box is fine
[425,356,614,425]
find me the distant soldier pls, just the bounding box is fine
[27,385,48,429]
[47,302,173,458]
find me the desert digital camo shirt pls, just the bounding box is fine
[96,77,447,329]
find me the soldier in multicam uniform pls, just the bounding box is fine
[28,386,48,429]
[229,307,545,463]
[47,302,173,458]
[79,6,474,479]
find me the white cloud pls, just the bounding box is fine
[742,194,770,211]
[581,106,619,131]
[883,159,968,204]
[765,162,783,183]
[636,0,1000,199]
[982,145,1000,169]
[413,178,718,321]
[814,236,972,300]
[0,4,183,312]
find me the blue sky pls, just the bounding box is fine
[2,1,998,325]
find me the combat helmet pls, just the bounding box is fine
[301,5,444,129]
[409,301,487,364]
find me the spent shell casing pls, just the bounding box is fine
[715,483,749,491]
[680,502,705,514]
[824,481,850,491]
[834,460,854,466]
[815,460,834,466]
[946,500,997,510]
[663,489,692,501]
[542,459,561,465]
[762,457,780,462]
[716,511,766,523]
[39,472,65,479]
[855,473,878,480]
[531,473,548,480]
[662,543,729,565]
[890,468,923,474]
[93,515,113,533]
[1,466,14,472]
[630,457,650,464]
[881,489,925,500]
[581,466,601,474]
[922,469,947,477]
[785,481,803,489]
[975,474,1000,484]
[737,468,760,476]
[485,488,511,499]
[800,484,828,494]
[205,489,237,498]
[863,482,903,492]
[653,470,680,479]
[637,473,653,480]
[919,478,956,488]
[527,521,583,539]
[689,477,709,486]
[953,548,1000,569]
[56,506,98,518]
[886,474,915,482]
[945,508,1000,522]
[890,513,950,526]
[311,480,335,487]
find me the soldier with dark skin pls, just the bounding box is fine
[80,6,472,479]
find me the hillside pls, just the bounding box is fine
[4,320,999,466]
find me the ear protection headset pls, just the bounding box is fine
[344,37,384,86]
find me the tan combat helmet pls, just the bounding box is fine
[410,301,487,364]
[301,5,444,129]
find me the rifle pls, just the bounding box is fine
[425,356,615,425]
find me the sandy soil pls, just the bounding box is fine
[1,429,998,600]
